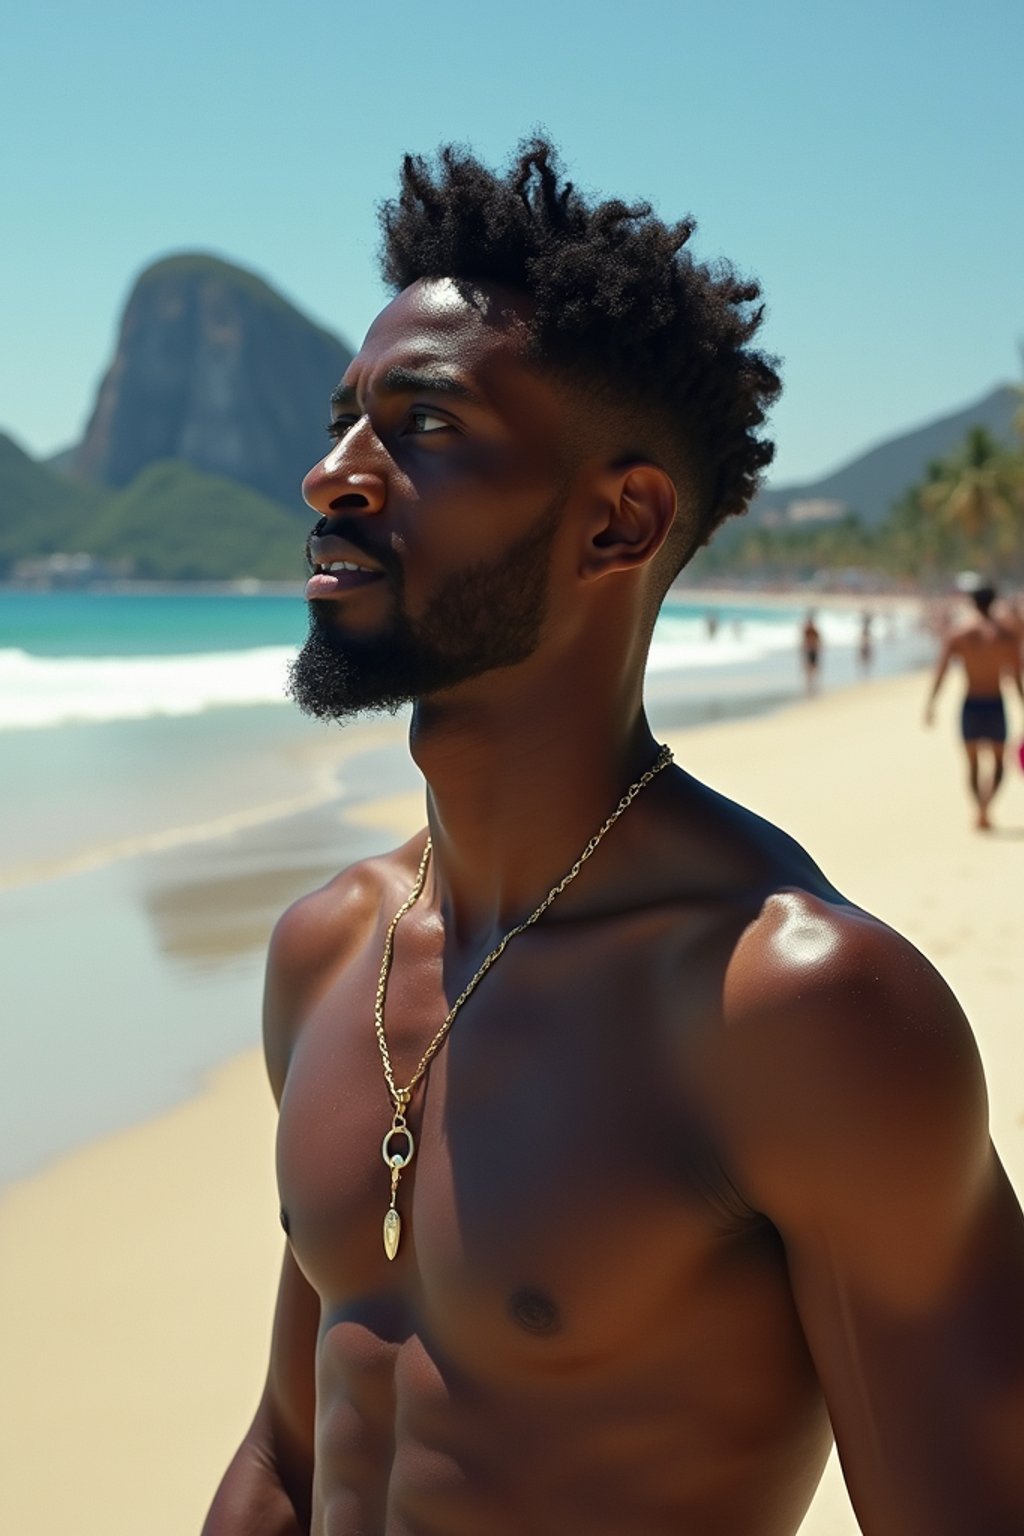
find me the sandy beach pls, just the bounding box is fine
[2,665,1022,1535]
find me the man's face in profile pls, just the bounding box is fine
[288,498,562,720]
[288,279,577,723]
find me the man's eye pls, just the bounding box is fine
[407,410,449,435]
[325,417,356,441]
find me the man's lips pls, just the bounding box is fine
[305,565,385,599]
[305,535,389,599]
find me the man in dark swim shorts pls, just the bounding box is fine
[926,578,1023,829]
[960,693,1007,745]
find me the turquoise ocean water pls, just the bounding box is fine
[0,585,928,726]
[0,587,931,1183]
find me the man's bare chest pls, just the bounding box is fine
[276,908,759,1378]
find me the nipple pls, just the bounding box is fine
[508,1287,562,1336]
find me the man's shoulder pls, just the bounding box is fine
[268,834,425,965]
[726,887,933,1022]
[707,888,986,1215]
[646,780,986,1223]
[643,776,982,1157]
[723,887,971,1074]
[262,832,428,1099]
[944,619,976,648]
[952,616,1010,646]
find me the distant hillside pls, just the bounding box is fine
[0,432,105,573]
[86,461,307,581]
[71,253,353,507]
[753,384,1020,527]
[0,435,307,581]
[2,242,1020,583]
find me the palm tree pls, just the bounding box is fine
[918,426,1024,574]
[886,461,966,581]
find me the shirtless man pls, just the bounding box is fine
[925,578,1024,830]
[203,142,1024,1535]
[801,609,822,695]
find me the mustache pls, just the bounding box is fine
[303,517,402,581]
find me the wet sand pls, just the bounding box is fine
[2,668,1022,1534]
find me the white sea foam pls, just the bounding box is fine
[0,646,298,729]
[647,608,868,673]
[1,606,908,729]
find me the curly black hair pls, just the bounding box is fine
[379,137,781,568]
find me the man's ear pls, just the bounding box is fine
[579,463,678,581]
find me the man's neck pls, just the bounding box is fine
[408,664,657,948]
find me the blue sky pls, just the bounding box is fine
[4,0,1021,487]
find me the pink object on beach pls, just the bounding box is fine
[1018,740,1024,773]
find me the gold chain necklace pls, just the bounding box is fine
[374,743,673,1260]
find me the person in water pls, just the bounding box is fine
[925,576,1024,830]
[204,140,1024,1536]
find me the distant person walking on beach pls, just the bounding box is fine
[205,141,1024,1536]
[925,578,1023,830]
[800,609,821,694]
[857,609,874,674]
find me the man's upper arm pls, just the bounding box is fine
[259,1245,320,1503]
[202,1246,319,1535]
[262,865,378,1102]
[928,633,957,696]
[206,863,390,1532]
[716,897,1024,1534]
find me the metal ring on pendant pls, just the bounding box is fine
[382,1125,415,1169]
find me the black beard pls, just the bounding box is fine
[286,493,564,722]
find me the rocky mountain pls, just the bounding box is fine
[2,245,1020,582]
[753,383,1020,527]
[71,253,353,509]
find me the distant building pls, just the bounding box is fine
[11,552,128,588]
[784,498,848,525]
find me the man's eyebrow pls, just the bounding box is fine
[329,367,484,410]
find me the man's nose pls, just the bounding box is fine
[301,436,387,519]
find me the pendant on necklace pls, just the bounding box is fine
[381,1116,415,1261]
[383,1207,401,1261]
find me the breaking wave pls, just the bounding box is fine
[0,605,896,730]
[0,645,297,729]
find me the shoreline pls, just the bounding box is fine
[0,646,938,1183]
[0,711,412,894]
[1,598,929,894]
[2,667,1022,1534]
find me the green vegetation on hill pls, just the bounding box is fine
[87,461,307,580]
[0,444,307,581]
[0,433,106,571]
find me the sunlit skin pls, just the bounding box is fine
[204,280,1024,1536]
